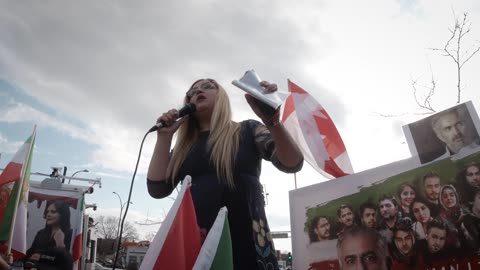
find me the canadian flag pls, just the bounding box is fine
[282,80,353,179]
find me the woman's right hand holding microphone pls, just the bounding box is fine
[156,109,188,138]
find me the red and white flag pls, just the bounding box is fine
[282,80,353,178]
[140,176,202,270]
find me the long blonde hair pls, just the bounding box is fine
[166,79,240,189]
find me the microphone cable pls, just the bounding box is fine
[112,129,149,270]
[112,104,196,269]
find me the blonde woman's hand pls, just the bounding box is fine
[245,81,280,127]
[260,81,277,94]
[156,109,188,138]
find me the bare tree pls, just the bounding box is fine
[144,231,157,242]
[411,62,437,113]
[95,215,139,241]
[413,10,480,112]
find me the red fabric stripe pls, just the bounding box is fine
[284,80,351,178]
[288,80,307,94]
[324,158,349,178]
[309,259,340,270]
[281,80,297,121]
[71,232,82,261]
[153,187,201,270]
[0,244,25,260]
[288,79,347,160]
[282,94,295,121]
[0,162,22,186]
[312,110,347,159]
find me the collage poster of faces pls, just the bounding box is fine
[26,185,84,267]
[290,102,480,270]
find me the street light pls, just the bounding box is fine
[68,169,89,184]
[112,192,132,241]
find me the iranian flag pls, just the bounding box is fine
[193,207,232,270]
[140,176,201,270]
[0,128,36,258]
[71,195,84,270]
[282,80,353,178]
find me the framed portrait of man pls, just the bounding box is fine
[402,101,480,164]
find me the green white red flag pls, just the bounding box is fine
[193,207,233,270]
[0,127,36,258]
[140,176,202,270]
[71,195,84,269]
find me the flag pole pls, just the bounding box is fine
[6,125,36,254]
[294,173,297,189]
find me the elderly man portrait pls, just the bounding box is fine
[431,106,479,161]
[336,226,391,270]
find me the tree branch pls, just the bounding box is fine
[428,11,479,104]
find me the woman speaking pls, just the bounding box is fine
[147,78,303,269]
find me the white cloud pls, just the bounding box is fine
[0,102,94,142]
[0,101,152,173]
[0,132,23,154]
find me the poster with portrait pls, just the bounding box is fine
[290,149,480,270]
[402,101,480,164]
[26,184,84,269]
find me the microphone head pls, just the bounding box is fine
[148,103,196,133]
[178,103,196,117]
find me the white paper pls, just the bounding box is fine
[232,69,287,109]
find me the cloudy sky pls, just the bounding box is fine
[1,0,480,252]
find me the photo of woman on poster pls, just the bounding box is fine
[410,198,434,240]
[397,183,416,220]
[439,185,463,223]
[26,200,73,257]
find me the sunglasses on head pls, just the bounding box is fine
[186,81,217,98]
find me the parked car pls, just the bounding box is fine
[95,262,113,270]
[95,263,106,270]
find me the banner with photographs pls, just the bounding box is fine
[26,185,84,269]
[290,149,480,270]
[403,101,480,165]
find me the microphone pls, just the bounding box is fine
[148,103,196,132]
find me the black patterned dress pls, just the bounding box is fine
[147,120,302,270]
